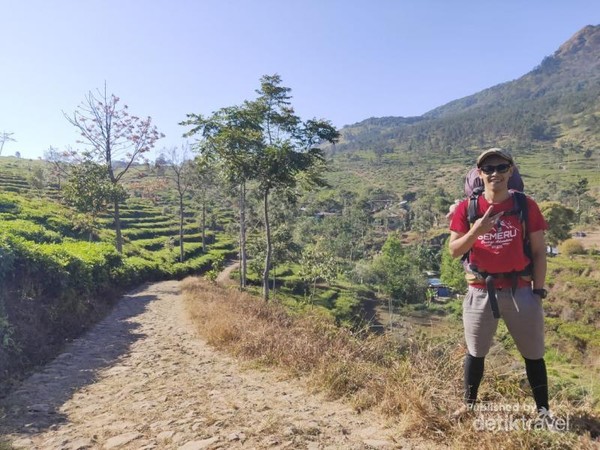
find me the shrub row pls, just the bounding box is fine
[122,223,201,240]
[136,232,216,251]
[0,234,124,387]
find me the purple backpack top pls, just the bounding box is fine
[464,165,524,197]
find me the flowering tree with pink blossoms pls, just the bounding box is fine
[65,85,164,252]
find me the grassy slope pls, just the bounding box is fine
[183,278,599,448]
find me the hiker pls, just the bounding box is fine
[448,148,550,418]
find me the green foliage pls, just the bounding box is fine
[555,321,600,349]
[122,222,199,240]
[205,252,225,282]
[539,202,576,246]
[332,293,361,324]
[0,192,80,237]
[0,219,62,243]
[409,188,453,232]
[63,160,127,217]
[298,244,337,301]
[440,237,467,293]
[0,235,123,301]
[182,74,339,300]
[371,234,427,304]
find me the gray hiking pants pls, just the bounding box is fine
[463,286,545,360]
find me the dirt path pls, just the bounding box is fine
[0,280,427,450]
[215,261,239,286]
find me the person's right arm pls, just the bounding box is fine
[449,206,503,258]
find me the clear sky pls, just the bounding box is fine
[1,0,599,160]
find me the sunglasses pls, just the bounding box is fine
[479,163,512,174]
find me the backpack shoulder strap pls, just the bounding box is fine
[467,187,484,224]
[511,191,529,234]
[511,191,532,260]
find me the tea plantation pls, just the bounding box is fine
[0,157,235,393]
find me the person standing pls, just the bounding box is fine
[448,148,550,417]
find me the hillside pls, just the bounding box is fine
[331,24,600,183]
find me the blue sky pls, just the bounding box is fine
[1,0,599,160]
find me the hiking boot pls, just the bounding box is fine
[534,407,564,432]
[450,404,473,421]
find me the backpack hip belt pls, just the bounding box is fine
[466,265,532,319]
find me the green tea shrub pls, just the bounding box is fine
[117,256,163,285]
[0,219,62,243]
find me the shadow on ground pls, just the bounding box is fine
[0,286,157,437]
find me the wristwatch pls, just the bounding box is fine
[533,288,548,299]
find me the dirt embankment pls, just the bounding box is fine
[0,279,431,449]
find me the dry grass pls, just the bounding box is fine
[181,277,599,449]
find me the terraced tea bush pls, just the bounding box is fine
[122,223,199,240]
[0,219,62,243]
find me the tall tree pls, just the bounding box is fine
[249,74,339,301]
[0,131,16,156]
[44,146,72,190]
[182,75,339,299]
[371,234,427,305]
[181,106,261,288]
[194,156,218,253]
[64,85,164,252]
[167,145,195,262]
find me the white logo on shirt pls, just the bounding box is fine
[477,219,519,251]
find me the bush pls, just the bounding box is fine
[332,293,361,323]
[559,239,585,256]
[0,219,62,243]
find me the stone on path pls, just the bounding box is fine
[178,436,220,450]
[103,432,142,449]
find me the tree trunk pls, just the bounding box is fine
[179,194,185,262]
[239,182,247,289]
[201,197,206,253]
[114,200,123,253]
[262,189,272,302]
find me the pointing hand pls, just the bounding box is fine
[473,206,503,236]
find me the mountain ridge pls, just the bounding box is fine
[333,24,600,157]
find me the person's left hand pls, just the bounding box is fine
[446,200,460,220]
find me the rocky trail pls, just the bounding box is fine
[0,279,428,450]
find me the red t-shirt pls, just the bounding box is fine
[450,193,547,288]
